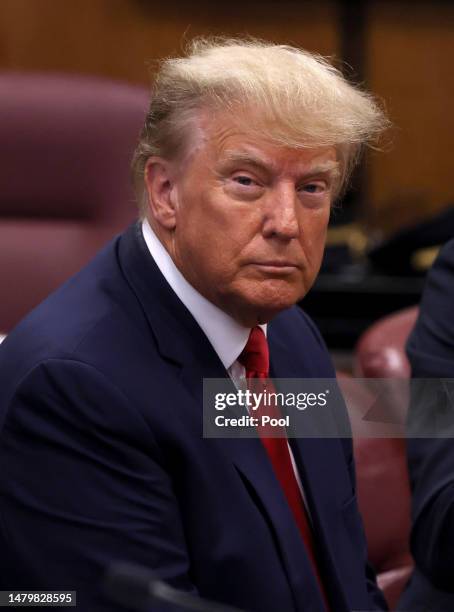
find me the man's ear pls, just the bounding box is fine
[144,157,178,230]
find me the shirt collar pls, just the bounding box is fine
[141,219,266,370]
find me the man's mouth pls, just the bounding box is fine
[249,260,301,274]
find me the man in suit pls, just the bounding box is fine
[0,39,388,611]
[398,238,454,612]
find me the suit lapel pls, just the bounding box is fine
[268,330,351,611]
[118,223,335,611]
[227,437,329,612]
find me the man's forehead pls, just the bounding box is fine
[190,109,340,176]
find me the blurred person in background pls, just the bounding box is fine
[399,238,454,612]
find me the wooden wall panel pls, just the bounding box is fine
[0,0,339,84]
[368,1,454,233]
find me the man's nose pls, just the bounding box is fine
[262,185,300,240]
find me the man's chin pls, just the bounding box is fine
[226,282,307,326]
[252,279,307,308]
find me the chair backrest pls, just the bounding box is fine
[340,372,413,573]
[348,307,420,608]
[0,72,149,332]
[354,306,419,378]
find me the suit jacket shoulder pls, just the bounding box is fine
[407,237,454,376]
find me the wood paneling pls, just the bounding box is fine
[0,0,338,83]
[368,1,454,233]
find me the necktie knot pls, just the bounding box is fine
[238,326,269,378]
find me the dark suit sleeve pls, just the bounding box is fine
[406,239,454,590]
[0,358,196,611]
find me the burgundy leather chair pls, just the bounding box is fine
[0,72,149,333]
[354,307,419,379]
[350,306,419,609]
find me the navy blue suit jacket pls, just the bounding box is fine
[0,223,385,611]
[399,238,454,612]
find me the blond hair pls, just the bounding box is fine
[132,37,388,211]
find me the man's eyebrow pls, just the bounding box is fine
[220,151,270,170]
[220,152,341,179]
[304,161,341,179]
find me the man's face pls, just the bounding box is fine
[161,112,338,326]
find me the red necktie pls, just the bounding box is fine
[239,327,330,610]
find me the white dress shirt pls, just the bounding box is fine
[141,218,266,381]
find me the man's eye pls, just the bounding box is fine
[233,175,256,186]
[302,183,324,194]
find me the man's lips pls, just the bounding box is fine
[248,260,301,273]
